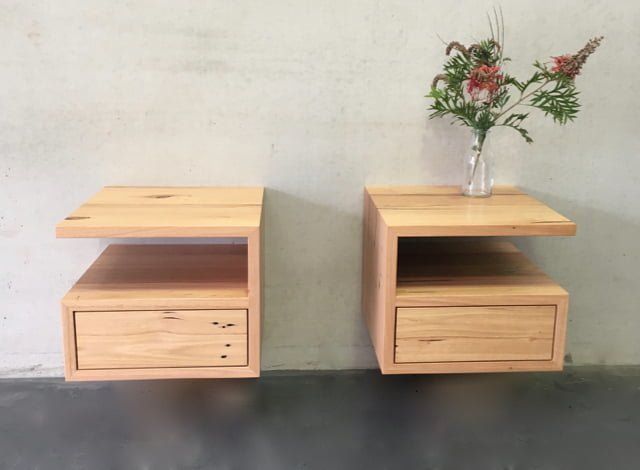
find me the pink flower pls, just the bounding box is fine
[551,54,578,79]
[467,65,503,102]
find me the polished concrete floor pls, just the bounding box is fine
[0,367,639,469]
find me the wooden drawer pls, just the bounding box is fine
[74,309,247,370]
[395,306,556,364]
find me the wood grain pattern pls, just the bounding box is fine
[388,240,568,373]
[246,227,262,377]
[395,305,556,363]
[63,244,249,310]
[62,241,261,381]
[361,190,397,368]
[56,186,264,238]
[378,358,565,374]
[360,195,571,374]
[366,185,576,236]
[60,363,260,381]
[58,186,263,381]
[75,309,247,369]
[61,242,261,380]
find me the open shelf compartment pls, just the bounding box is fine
[63,244,249,310]
[396,239,567,304]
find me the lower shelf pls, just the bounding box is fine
[61,244,259,381]
[371,239,568,374]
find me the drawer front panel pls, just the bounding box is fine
[395,306,556,364]
[75,309,247,370]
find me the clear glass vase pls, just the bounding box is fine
[462,129,493,197]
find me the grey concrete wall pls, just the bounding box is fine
[1,0,638,376]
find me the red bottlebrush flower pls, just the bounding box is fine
[551,54,578,79]
[467,65,503,101]
[551,37,603,80]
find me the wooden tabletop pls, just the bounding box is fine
[56,186,264,238]
[366,185,576,237]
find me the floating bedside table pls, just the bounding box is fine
[362,186,576,374]
[56,187,263,381]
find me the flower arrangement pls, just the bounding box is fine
[426,10,603,196]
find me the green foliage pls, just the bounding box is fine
[470,39,503,66]
[426,39,505,134]
[501,112,533,143]
[427,40,585,143]
[442,54,473,95]
[530,83,580,125]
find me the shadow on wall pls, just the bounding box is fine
[513,187,640,365]
[262,189,377,371]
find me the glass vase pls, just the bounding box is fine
[462,129,493,197]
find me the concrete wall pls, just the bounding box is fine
[1,0,638,376]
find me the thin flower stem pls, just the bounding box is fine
[495,79,552,121]
[467,150,481,188]
[466,132,485,190]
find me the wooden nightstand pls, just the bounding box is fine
[56,187,263,381]
[362,186,576,374]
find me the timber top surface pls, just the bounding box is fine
[62,244,249,309]
[56,186,264,238]
[396,240,567,304]
[366,185,576,237]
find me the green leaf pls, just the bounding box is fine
[530,83,580,124]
